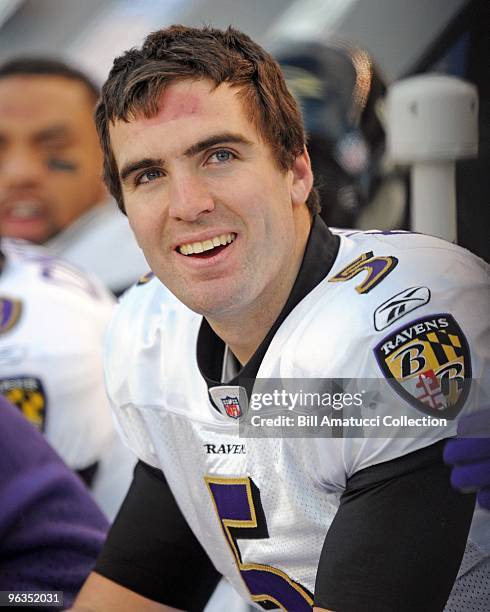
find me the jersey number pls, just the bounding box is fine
[205,476,313,610]
[328,251,398,293]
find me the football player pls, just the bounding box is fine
[0,57,147,295]
[0,238,134,519]
[73,26,489,611]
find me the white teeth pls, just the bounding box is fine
[9,202,41,219]
[178,233,235,255]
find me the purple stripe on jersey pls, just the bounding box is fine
[245,568,312,610]
[208,481,252,522]
[207,478,313,610]
[0,298,15,329]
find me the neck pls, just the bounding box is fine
[208,289,288,365]
[208,208,311,365]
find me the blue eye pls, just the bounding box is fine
[209,149,233,163]
[137,169,163,185]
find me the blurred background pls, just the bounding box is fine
[0,0,488,260]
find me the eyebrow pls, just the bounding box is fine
[0,124,72,148]
[183,132,253,157]
[33,125,72,143]
[119,132,253,183]
[120,157,164,183]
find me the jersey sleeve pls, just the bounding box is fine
[283,236,490,485]
[350,242,490,475]
[0,248,117,471]
[39,288,116,470]
[103,279,183,468]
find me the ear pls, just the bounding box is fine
[290,146,314,207]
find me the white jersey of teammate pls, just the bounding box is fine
[105,230,490,609]
[45,200,148,295]
[0,239,134,519]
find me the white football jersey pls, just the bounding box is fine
[0,239,134,519]
[105,230,490,609]
[45,200,148,294]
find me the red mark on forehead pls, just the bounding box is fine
[143,86,205,126]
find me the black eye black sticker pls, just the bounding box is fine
[47,158,78,172]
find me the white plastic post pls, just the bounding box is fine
[412,161,456,241]
[387,74,478,243]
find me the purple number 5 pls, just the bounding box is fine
[205,476,313,610]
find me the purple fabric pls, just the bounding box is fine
[0,396,108,607]
[444,408,490,510]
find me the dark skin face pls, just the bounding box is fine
[0,75,106,243]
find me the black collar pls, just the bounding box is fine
[197,215,339,398]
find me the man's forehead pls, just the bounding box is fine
[110,80,257,158]
[0,75,93,120]
[150,80,209,123]
[120,79,245,128]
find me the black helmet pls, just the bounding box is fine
[276,40,387,227]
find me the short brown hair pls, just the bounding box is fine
[95,24,320,215]
[0,56,100,105]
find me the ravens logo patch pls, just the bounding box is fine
[374,314,471,419]
[0,376,47,431]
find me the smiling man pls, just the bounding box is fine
[0,58,147,293]
[73,25,490,612]
[110,77,312,364]
[0,60,104,243]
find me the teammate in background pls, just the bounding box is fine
[0,238,134,519]
[0,395,108,604]
[74,26,489,611]
[0,57,147,295]
[0,56,248,612]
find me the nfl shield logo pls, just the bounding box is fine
[221,396,241,419]
[209,385,248,419]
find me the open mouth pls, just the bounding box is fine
[177,232,236,258]
[4,201,43,220]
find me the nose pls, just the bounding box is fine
[168,173,215,222]
[0,145,46,189]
